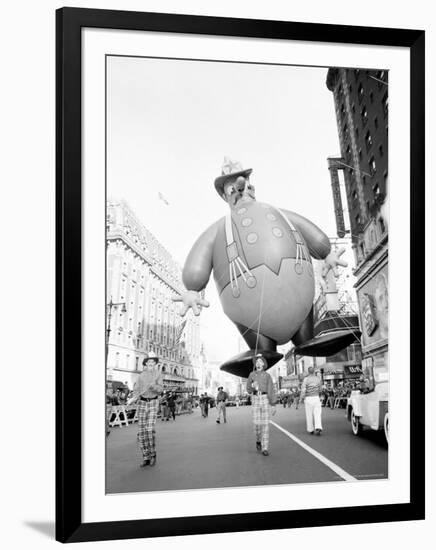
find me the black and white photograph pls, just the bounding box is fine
[105,56,390,494]
[2,0,431,547]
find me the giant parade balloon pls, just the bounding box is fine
[172,158,357,377]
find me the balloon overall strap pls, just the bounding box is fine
[276,209,312,276]
[225,214,257,298]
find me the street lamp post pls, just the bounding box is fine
[106,297,127,367]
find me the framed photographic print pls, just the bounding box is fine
[56,7,425,543]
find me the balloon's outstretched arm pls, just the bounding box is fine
[173,220,219,316]
[182,220,220,291]
[172,291,210,317]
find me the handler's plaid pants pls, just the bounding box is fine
[252,394,271,451]
[137,398,159,459]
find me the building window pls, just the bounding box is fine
[135,356,139,370]
[378,144,384,157]
[377,70,386,88]
[369,91,374,103]
[355,126,359,138]
[369,156,377,175]
[361,106,368,126]
[358,149,362,161]
[365,130,373,150]
[382,92,388,117]
[373,183,381,197]
[358,83,364,102]
[379,217,386,234]
[374,116,379,129]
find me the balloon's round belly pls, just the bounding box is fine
[220,259,314,345]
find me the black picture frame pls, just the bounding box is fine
[56,7,425,543]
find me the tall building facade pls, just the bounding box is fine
[326,68,389,383]
[106,199,201,393]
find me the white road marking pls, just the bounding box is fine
[270,421,357,482]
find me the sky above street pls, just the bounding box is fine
[107,56,343,362]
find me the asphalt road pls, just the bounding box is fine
[106,404,388,494]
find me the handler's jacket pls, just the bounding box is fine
[246,370,277,405]
[131,367,163,400]
[216,390,228,403]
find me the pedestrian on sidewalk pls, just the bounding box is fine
[294,387,300,410]
[215,387,228,423]
[202,392,210,417]
[246,353,277,456]
[300,366,323,435]
[160,392,169,421]
[127,352,163,467]
[167,391,176,420]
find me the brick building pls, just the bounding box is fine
[326,67,389,382]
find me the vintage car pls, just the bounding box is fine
[346,380,389,443]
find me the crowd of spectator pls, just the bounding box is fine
[277,376,370,410]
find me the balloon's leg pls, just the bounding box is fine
[234,322,277,352]
[219,323,282,377]
[291,307,314,347]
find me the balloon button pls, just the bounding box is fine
[272,227,283,238]
[246,233,258,244]
[241,217,252,227]
[232,286,241,298]
[266,213,277,221]
[246,276,257,288]
[237,207,247,215]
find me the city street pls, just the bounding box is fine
[106,404,387,494]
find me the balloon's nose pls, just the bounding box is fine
[235,176,247,193]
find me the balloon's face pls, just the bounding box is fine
[223,176,256,209]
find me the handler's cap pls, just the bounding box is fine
[142,352,159,366]
[214,157,253,199]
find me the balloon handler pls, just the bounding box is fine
[173,158,357,378]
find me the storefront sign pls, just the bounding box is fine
[361,293,378,335]
[344,365,363,377]
[357,263,389,346]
